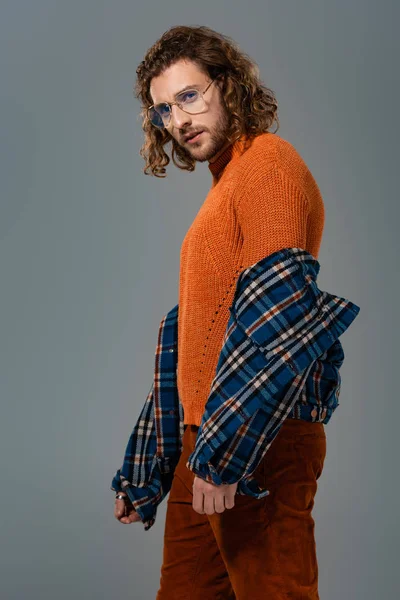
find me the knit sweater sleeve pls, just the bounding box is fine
[236,162,310,266]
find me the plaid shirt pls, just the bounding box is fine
[111,247,360,530]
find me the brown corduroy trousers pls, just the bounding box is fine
[156,417,327,600]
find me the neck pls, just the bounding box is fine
[208,134,252,183]
[208,140,233,164]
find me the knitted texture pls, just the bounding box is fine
[177,132,325,425]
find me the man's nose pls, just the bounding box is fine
[169,104,191,129]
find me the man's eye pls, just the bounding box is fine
[157,104,170,116]
[180,91,198,103]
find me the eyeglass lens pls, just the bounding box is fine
[148,89,204,128]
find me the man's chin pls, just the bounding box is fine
[185,141,215,162]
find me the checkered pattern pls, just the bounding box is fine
[111,305,182,530]
[111,247,361,531]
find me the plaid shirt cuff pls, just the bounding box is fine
[185,456,270,499]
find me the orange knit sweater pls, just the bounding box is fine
[177,131,325,425]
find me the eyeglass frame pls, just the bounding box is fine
[146,77,217,129]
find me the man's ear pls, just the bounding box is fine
[215,73,225,88]
[214,73,227,99]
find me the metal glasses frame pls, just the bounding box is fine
[147,78,216,128]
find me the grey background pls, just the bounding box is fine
[1,1,398,598]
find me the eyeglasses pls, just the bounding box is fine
[147,78,216,129]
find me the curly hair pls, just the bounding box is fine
[135,25,280,177]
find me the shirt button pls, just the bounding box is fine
[168,348,174,352]
[169,409,175,415]
[311,408,318,418]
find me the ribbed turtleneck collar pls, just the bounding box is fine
[208,134,252,185]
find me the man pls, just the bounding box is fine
[114,25,328,599]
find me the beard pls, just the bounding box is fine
[180,108,231,163]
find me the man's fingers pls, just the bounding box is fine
[114,495,142,524]
[192,476,206,514]
[191,476,239,515]
[224,488,235,509]
[119,512,141,524]
[191,476,240,515]
[114,498,127,518]
[192,488,205,514]
[203,493,215,515]
[214,492,226,514]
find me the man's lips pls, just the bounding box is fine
[184,131,204,143]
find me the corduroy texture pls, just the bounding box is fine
[156,419,326,599]
[177,132,325,424]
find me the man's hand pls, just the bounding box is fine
[114,492,142,524]
[192,475,238,515]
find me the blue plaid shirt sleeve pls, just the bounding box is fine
[111,304,183,532]
[110,381,173,530]
[186,248,360,496]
